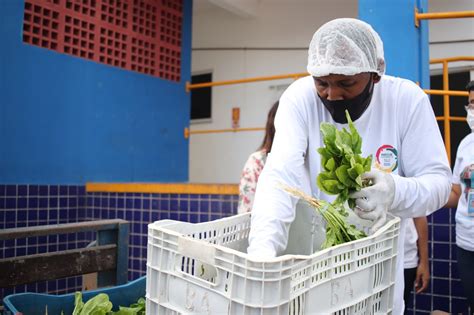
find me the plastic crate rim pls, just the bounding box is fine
[148,213,400,264]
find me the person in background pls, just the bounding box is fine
[403,217,430,313]
[238,101,279,214]
[444,80,474,312]
[247,18,451,315]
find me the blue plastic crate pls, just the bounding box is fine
[3,276,145,315]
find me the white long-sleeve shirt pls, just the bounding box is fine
[404,218,419,268]
[452,132,474,251]
[247,75,451,314]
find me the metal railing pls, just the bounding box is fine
[415,9,474,27]
[429,56,474,161]
[184,126,264,138]
[185,66,470,156]
[186,72,308,91]
[414,8,474,160]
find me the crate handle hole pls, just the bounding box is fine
[176,256,219,286]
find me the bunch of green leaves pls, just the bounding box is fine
[113,298,145,315]
[317,110,372,208]
[317,199,367,248]
[72,292,112,315]
[72,293,145,315]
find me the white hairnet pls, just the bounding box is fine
[307,18,385,77]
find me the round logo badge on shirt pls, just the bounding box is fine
[375,144,398,172]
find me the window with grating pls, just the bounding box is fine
[22,0,183,82]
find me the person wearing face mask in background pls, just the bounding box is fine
[247,18,451,314]
[444,80,474,313]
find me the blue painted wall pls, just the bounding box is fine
[0,0,192,184]
[359,0,430,88]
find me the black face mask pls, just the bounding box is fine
[318,78,375,124]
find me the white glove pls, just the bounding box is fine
[349,170,395,233]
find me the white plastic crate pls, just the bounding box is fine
[146,203,400,314]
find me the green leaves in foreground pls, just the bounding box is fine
[317,110,372,207]
[72,293,112,315]
[282,112,372,249]
[114,298,146,315]
[318,200,367,249]
[72,293,145,315]
[311,111,371,247]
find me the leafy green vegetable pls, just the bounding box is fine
[113,298,145,315]
[72,292,84,315]
[317,110,372,208]
[80,293,112,315]
[318,200,366,248]
[281,111,370,249]
[72,293,145,315]
[283,112,369,249]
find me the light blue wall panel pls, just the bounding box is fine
[359,0,430,88]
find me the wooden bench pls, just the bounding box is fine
[0,219,129,288]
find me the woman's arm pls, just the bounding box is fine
[444,184,462,209]
[413,216,430,293]
[238,152,265,214]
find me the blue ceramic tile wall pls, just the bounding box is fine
[405,208,471,314]
[0,185,88,305]
[1,184,471,314]
[85,192,239,281]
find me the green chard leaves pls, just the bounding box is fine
[315,110,372,247]
[317,110,372,207]
[72,293,112,315]
[317,200,367,248]
[283,111,372,249]
[72,293,145,315]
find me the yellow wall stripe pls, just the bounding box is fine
[86,183,239,195]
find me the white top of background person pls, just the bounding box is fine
[445,80,474,252]
[247,18,451,315]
